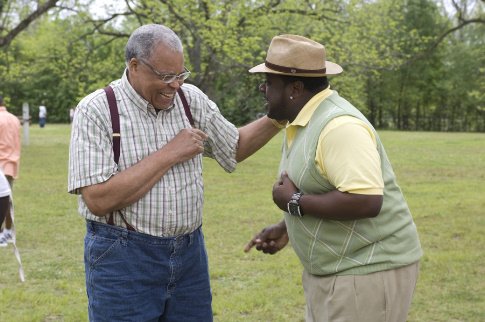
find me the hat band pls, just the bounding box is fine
[265,60,326,75]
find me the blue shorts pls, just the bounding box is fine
[84,220,212,322]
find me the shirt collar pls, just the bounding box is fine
[289,86,333,128]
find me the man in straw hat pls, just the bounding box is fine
[244,35,422,322]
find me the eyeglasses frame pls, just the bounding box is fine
[138,58,191,84]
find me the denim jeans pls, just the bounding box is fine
[84,220,212,322]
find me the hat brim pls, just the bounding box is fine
[249,61,343,76]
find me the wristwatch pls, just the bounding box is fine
[287,192,304,217]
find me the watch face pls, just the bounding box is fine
[288,202,301,217]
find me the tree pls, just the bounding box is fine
[0,0,58,48]
[0,0,483,130]
[1,11,127,120]
[409,0,485,63]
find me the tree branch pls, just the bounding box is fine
[404,0,485,66]
[0,0,58,48]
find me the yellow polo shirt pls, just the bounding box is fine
[286,88,383,195]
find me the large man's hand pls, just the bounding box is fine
[272,171,298,212]
[244,221,288,255]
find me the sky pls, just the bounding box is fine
[89,0,127,19]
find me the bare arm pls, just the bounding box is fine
[81,128,207,216]
[298,191,383,220]
[273,172,383,220]
[236,116,282,162]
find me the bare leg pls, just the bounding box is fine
[4,176,13,229]
[0,196,9,229]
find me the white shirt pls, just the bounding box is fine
[39,106,47,118]
[0,168,11,198]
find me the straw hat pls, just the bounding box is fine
[249,34,343,77]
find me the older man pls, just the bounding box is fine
[68,24,282,321]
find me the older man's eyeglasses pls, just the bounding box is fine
[139,59,191,84]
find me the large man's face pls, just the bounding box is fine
[128,43,186,110]
[259,73,291,121]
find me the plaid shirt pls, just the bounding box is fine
[68,70,239,236]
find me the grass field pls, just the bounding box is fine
[0,124,484,321]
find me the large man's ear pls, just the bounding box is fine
[290,80,305,99]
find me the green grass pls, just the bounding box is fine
[0,125,484,321]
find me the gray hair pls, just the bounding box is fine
[125,24,183,64]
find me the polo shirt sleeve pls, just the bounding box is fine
[68,93,118,194]
[315,116,384,195]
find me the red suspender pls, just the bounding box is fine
[103,86,121,164]
[103,86,194,164]
[177,88,194,126]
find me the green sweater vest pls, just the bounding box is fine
[280,91,422,276]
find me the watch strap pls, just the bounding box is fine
[287,192,304,217]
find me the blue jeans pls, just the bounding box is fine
[84,220,212,322]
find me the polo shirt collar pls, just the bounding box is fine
[289,86,332,128]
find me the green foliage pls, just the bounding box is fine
[0,0,483,130]
[0,125,484,321]
[1,12,126,122]
[436,16,485,131]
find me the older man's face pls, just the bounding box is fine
[128,43,186,110]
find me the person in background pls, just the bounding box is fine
[38,104,47,127]
[0,95,21,245]
[68,24,284,321]
[244,34,422,322]
[0,169,12,247]
[69,107,75,123]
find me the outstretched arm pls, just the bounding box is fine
[236,116,284,162]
